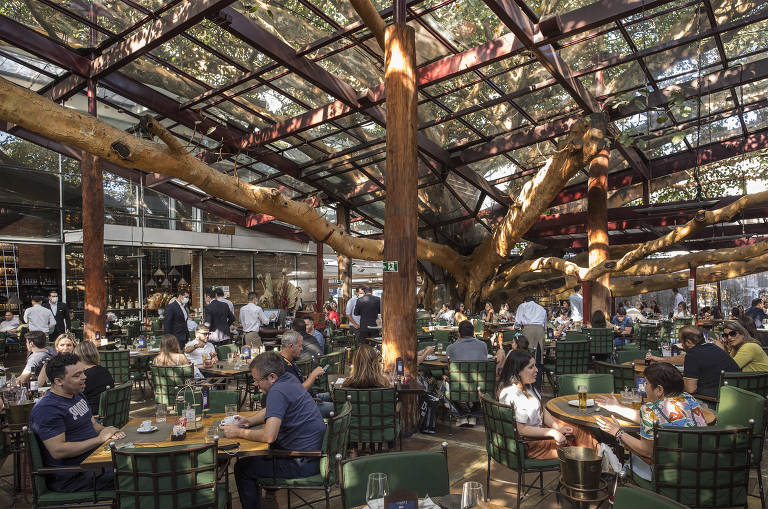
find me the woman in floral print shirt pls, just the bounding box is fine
[595,362,706,481]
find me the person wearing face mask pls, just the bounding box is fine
[42,290,70,341]
[164,288,191,350]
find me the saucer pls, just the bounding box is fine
[137,425,158,433]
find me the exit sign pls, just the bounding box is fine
[383,261,399,273]
[335,279,343,285]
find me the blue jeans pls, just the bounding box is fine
[614,337,629,346]
[47,468,114,492]
[235,456,319,509]
[316,392,334,417]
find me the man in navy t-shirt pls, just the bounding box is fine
[29,353,125,492]
[221,351,326,509]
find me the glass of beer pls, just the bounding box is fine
[631,389,643,410]
[578,385,588,409]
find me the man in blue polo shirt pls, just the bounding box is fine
[221,351,326,509]
[29,353,124,492]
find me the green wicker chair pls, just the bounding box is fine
[630,422,753,508]
[129,355,152,396]
[101,350,131,385]
[150,364,195,407]
[215,343,238,361]
[432,329,451,346]
[564,331,587,342]
[613,485,688,509]
[583,327,613,359]
[332,387,400,452]
[479,392,559,509]
[97,381,132,429]
[543,340,590,395]
[27,426,115,508]
[260,400,352,509]
[556,373,613,397]
[716,383,768,507]
[594,360,636,393]
[208,390,240,414]
[110,440,227,509]
[638,324,661,352]
[719,371,768,398]
[340,445,449,509]
[446,360,496,431]
[315,350,346,393]
[614,350,647,365]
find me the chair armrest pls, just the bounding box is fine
[520,436,556,444]
[265,449,323,458]
[36,466,91,475]
[693,393,719,403]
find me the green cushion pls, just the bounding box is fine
[521,457,559,470]
[716,384,766,463]
[613,485,687,509]
[37,490,115,505]
[557,373,614,396]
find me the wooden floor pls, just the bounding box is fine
[1,349,765,508]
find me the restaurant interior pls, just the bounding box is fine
[2,0,768,508]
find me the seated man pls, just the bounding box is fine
[29,353,124,492]
[278,330,333,417]
[610,307,634,346]
[304,317,325,353]
[677,325,739,402]
[17,330,56,385]
[291,318,322,361]
[184,325,218,366]
[446,320,489,427]
[0,310,19,343]
[221,352,326,509]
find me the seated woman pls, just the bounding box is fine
[720,320,768,372]
[553,307,572,338]
[591,310,607,328]
[342,344,389,389]
[480,302,496,323]
[673,302,689,319]
[596,362,706,481]
[495,334,529,379]
[37,333,76,386]
[498,303,513,322]
[498,350,596,459]
[154,333,192,367]
[74,340,115,415]
[454,302,469,323]
[325,303,340,328]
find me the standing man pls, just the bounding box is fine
[205,288,235,346]
[42,290,70,340]
[240,292,276,349]
[221,352,326,509]
[215,287,235,316]
[353,286,380,345]
[164,288,191,349]
[569,285,583,322]
[345,287,363,333]
[24,295,56,335]
[514,296,547,389]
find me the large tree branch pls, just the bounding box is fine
[619,241,768,277]
[349,0,387,50]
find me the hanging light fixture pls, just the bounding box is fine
[146,279,157,289]
[177,277,188,287]
[161,277,171,288]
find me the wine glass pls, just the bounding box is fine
[365,473,389,507]
[461,481,485,508]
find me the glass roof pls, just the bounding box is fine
[0,0,767,249]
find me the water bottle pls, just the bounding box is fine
[138,335,146,348]
[202,387,209,410]
[184,403,195,429]
[396,357,404,377]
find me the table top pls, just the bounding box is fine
[199,364,251,376]
[546,393,716,432]
[81,412,268,469]
[421,326,458,332]
[128,348,160,358]
[352,503,507,509]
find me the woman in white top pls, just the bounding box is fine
[497,350,597,459]
[673,302,689,319]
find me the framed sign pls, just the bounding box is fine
[383,261,399,273]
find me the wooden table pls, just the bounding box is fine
[546,393,716,432]
[81,412,268,469]
[421,326,458,333]
[128,348,159,359]
[352,502,507,509]
[199,364,251,377]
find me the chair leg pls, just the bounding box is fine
[517,470,523,509]
[539,471,544,495]
[486,457,491,501]
[757,465,766,509]
[325,487,331,509]
[287,489,291,509]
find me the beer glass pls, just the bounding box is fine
[578,385,588,409]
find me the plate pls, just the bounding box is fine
[137,425,158,433]
[487,354,495,359]
[568,399,595,407]
[424,355,438,361]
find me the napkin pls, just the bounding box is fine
[366,497,441,509]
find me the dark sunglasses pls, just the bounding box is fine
[723,330,739,337]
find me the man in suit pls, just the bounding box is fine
[353,286,380,345]
[164,288,191,349]
[42,290,70,340]
[205,288,235,346]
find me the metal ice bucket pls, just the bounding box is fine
[558,446,602,491]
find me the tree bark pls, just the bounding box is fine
[336,205,352,313]
[349,0,387,50]
[588,148,610,319]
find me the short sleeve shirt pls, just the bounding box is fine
[265,373,325,451]
[731,342,768,372]
[184,340,217,365]
[446,337,488,361]
[639,393,707,439]
[683,343,740,397]
[610,315,633,330]
[283,355,306,384]
[23,348,54,376]
[498,384,543,427]
[30,392,98,468]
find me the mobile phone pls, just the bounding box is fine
[219,442,239,450]
[321,364,330,372]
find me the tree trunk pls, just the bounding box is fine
[587,148,610,319]
[336,205,352,313]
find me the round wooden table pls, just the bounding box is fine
[546,393,716,432]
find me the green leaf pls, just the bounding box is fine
[267,9,274,18]
[206,126,216,135]
[636,139,648,150]
[632,97,646,110]
[671,132,687,144]
[656,115,668,124]
[249,5,259,12]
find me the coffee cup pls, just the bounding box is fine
[139,419,152,431]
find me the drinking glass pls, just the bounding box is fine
[156,404,167,423]
[577,385,588,409]
[631,389,643,410]
[461,481,485,509]
[365,473,389,506]
[227,353,234,365]
[225,404,237,418]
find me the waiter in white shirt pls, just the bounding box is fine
[514,296,547,389]
[23,295,57,334]
[239,291,276,349]
[569,285,583,322]
[345,287,364,331]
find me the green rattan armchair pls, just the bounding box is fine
[556,373,614,397]
[97,380,132,428]
[332,387,400,452]
[101,350,132,385]
[594,360,636,393]
[150,364,195,408]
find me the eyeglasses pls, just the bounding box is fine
[253,373,274,384]
[723,330,740,337]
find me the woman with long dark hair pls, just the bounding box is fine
[497,350,596,459]
[591,310,607,328]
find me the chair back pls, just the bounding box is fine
[447,360,496,403]
[341,448,449,509]
[111,441,220,509]
[719,371,768,398]
[215,343,238,361]
[479,392,525,471]
[207,390,239,414]
[320,400,352,486]
[583,328,613,356]
[101,349,132,385]
[614,350,644,365]
[26,427,51,500]
[638,324,661,351]
[316,350,346,391]
[651,422,752,507]
[332,387,398,444]
[294,357,314,378]
[716,384,768,464]
[554,340,590,375]
[564,331,587,342]
[151,317,163,332]
[556,374,613,397]
[432,329,451,345]
[99,381,132,428]
[415,317,430,330]
[150,364,195,407]
[594,360,635,393]
[613,485,688,509]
